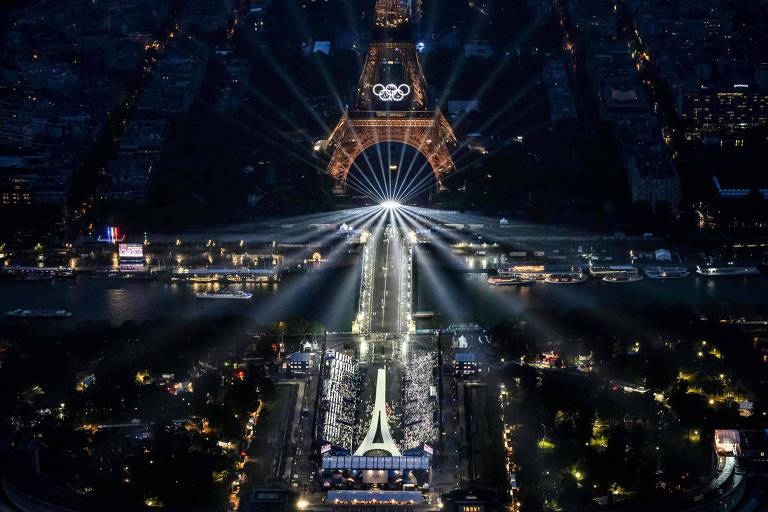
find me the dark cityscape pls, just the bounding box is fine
[1,0,767,511]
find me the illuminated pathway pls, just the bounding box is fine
[354,222,413,457]
[355,220,414,338]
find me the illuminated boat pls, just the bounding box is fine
[696,263,760,277]
[603,273,644,283]
[589,263,639,276]
[544,273,587,284]
[1,266,73,280]
[94,270,154,280]
[643,266,690,279]
[4,309,72,318]
[194,290,253,300]
[498,264,583,282]
[487,276,535,286]
[173,267,278,283]
[498,264,547,281]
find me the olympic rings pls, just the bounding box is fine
[372,83,411,102]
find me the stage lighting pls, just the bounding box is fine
[381,200,402,210]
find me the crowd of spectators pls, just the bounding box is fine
[401,351,439,450]
[319,351,360,451]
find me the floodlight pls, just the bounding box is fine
[381,200,402,210]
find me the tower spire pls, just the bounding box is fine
[373,0,411,41]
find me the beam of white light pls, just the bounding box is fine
[391,207,658,358]
[451,53,513,132]
[258,47,330,134]
[347,168,387,203]
[158,206,381,246]
[275,208,384,267]
[396,159,441,204]
[398,206,659,344]
[450,15,549,137]
[429,6,494,114]
[346,181,383,204]
[394,207,470,269]
[402,227,465,322]
[392,142,430,204]
[392,205,473,269]
[248,86,319,145]
[392,206,527,325]
[422,82,545,191]
[317,243,367,329]
[286,1,347,114]
[348,157,389,204]
[214,90,327,175]
[448,80,543,166]
[346,124,393,202]
[392,140,411,208]
[391,161,424,204]
[251,208,387,324]
[383,137,392,202]
[375,133,390,202]
[398,169,438,204]
[346,172,388,204]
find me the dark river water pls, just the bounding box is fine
[1,264,767,331]
[414,269,768,325]
[0,267,361,331]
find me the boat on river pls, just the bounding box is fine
[194,290,253,300]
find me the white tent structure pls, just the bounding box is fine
[354,368,401,457]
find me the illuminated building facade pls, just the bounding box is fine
[0,173,32,206]
[682,86,768,140]
[326,0,456,190]
[0,156,70,208]
[453,352,479,378]
[286,351,316,374]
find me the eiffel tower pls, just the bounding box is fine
[326,0,456,193]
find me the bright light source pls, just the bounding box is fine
[380,200,402,210]
[297,498,309,510]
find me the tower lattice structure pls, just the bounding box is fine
[326,0,456,191]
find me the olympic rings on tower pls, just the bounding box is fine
[372,83,411,102]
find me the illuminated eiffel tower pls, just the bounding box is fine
[326,0,456,193]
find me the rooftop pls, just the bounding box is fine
[322,455,430,470]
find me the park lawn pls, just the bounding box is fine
[473,384,508,489]
[245,384,293,485]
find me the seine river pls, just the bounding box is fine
[2,263,768,332]
[414,270,768,325]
